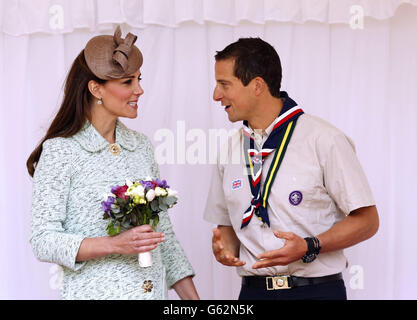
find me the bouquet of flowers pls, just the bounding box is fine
[101,178,178,267]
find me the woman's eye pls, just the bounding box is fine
[123,80,132,84]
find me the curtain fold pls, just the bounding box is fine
[2,0,417,35]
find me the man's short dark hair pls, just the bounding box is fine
[215,38,282,98]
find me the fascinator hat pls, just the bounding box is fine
[84,25,143,80]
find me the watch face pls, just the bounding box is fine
[302,253,317,263]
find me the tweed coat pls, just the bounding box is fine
[30,119,194,299]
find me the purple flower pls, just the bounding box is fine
[156,179,169,189]
[101,196,115,217]
[138,180,155,192]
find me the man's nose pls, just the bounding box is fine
[213,86,223,101]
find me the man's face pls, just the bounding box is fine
[213,59,254,123]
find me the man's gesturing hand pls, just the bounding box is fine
[212,227,246,267]
[252,231,307,269]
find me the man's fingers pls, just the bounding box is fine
[222,258,246,267]
[212,228,222,241]
[214,249,246,266]
[212,229,224,251]
[273,230,293,240]
[256,249,284,260]
[212,238,224,253]
[252,257,284,269]
[211,228,246,266]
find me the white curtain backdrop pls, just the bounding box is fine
[1,0,417,299]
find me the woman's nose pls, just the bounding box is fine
[134,82,144,96]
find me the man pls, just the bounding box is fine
[203,38,379,300]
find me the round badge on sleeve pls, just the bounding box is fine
[289,191,303,206]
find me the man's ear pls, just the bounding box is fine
[88,80,102,99]
[252,77,266,96]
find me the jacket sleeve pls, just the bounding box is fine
[158,211,195,289]
[30,138,86,271]
[143,135,195,288]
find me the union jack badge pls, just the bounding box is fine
[232,179,242,190]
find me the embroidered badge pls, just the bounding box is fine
[142,280,153,293]
[252,156,262,164]
[232,179,242,190]
[289,191,303,206]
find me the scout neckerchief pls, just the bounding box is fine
[241,92,303,228]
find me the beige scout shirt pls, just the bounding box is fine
[204,113,375,277]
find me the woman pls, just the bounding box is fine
[27,26,199,300]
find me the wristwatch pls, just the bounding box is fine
[302,237,321,263]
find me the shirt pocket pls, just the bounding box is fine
[273,171,328,226]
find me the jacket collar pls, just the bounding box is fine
[73,119,137,152]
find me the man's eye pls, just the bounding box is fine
[123,80,132,84]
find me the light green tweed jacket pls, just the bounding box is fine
[30,119,195,300]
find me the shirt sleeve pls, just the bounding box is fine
[30,138,86,271]
[143,135,195,288]
[319,131,376,216]
[203,157,232,226]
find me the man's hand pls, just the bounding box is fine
[212,227,246,267]
[252,231,307,269]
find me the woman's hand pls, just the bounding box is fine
[111,225,165,255]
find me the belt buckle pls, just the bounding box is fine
[266,276,291,290]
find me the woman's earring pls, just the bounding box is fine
[97,98,102,105]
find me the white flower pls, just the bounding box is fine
[146,189,156,202]
[167,188,178,197]
[126,184,145,197]
[125,179,133,187]
[132,185,145,197]
[154,187,167,197]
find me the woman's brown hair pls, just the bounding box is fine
[26,50,106,177]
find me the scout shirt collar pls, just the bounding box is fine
[248,120,275,148]
[73,119,137,152]
[245,91,296,142]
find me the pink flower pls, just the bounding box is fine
[111,185,129,200]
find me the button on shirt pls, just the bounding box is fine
[204,113,375,277]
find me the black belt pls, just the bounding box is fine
[242,273,343,290]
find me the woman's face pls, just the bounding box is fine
[98,68,144,119]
